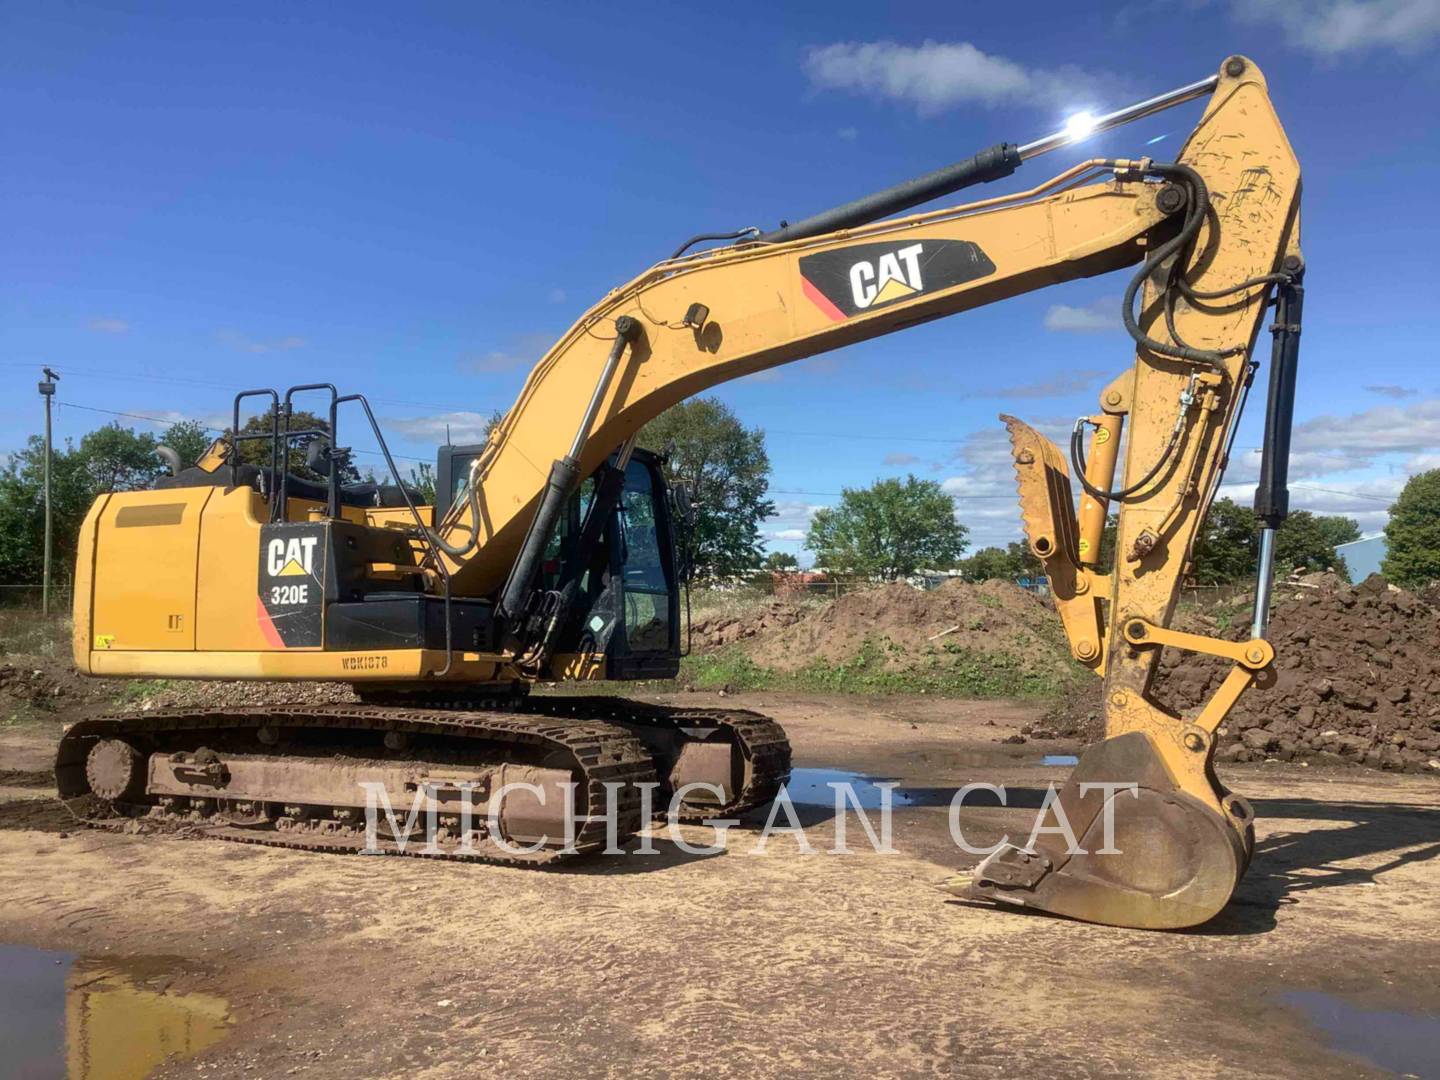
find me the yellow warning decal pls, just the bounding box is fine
[94,634,115,649]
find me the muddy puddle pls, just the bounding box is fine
[1283,989,1440,1077]
[783,767,954,808]
[0,943,230,1079]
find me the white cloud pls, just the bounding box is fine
[1290,397,1440,468]
[547,288,567,304]
[387,411,495,444]
[1228,448,1365,483]
[883,451,920,466]
[1236,0,1440,55]
[1365,384,1418,399]
[465,331,556,374]
[804,40,1120,113]
[88,317,130,334]
[220,330,307,354]
[836,126,859,140]
[935,418,1074,547]
[961,369,1108,400]
[1216,477,1398,534]
[763,499,825,545]
[1043,297,1119,334]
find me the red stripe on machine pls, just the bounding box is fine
[256,596,285,649]
[801,276,847,322]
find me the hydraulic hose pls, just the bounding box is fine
[426,467,484,559]
[670,227,760,260]
[1119,163,1236,368]
[1071,417,1185,503]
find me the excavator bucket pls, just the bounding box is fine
[949,731,1252,929]
[950,417,1255,929]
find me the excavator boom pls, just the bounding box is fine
[431,55,1300,927]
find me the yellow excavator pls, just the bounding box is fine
[58,55,1302,930]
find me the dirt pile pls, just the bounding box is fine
[0,658,357,721]
[0,657,117,720]
[688,597,814,652]
[747,579,1064,670]
[1151,574,1440,772]
[700,579,1080,699]
[0,663,67,713]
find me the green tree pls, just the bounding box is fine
[0,423,171,591]
[1382,469,1440,587]
[1097,513,1119,570]
[158,420,213,469]
[480,409,506,443]
[1190,497,1358,584]
[806,475,967,580]
[763,550,799,571]
[1275,510,1359,578]
[957,546,1012,582]
[641,398,773,579]
[1190,497,1258,585]
[407,462,437,504]
[229,408,342,477]
[76,423,162,492]
[957,541,1040,582]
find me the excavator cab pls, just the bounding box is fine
[436,442,683,681]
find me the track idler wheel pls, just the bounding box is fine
[85,738,147,802]
[954,731,1252,930]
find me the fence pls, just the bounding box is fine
[699,571,1040,599]
[0,584,74,611]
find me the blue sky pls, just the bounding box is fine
[4,1,1438,562]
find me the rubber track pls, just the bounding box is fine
[55,704,656,867]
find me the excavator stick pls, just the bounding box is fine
[949,420,1258,928]
[950,58,1301,928]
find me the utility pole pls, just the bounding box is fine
[38,367,59,616]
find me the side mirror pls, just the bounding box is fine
[670,481,697,525]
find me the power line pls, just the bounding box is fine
[37,401,1405,507]
[1290,482,1394,504]
[53,400,429,463]
[766,428,966,444]
[771,486,1015,499]
[3,361,486,414]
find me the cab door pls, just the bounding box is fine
[608,454,680,677]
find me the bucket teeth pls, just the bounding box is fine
[937,873,973,896]
[1000,415,1080,566]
